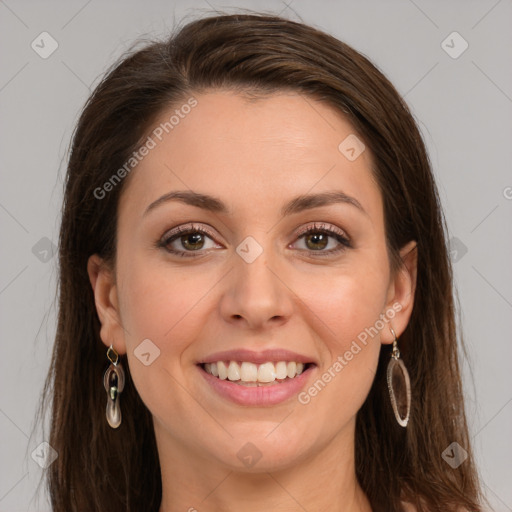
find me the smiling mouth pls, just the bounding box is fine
[199,361,316,386]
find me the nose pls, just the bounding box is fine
[219,243,294,330]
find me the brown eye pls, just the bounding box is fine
[158,224,221,258]
[176,232,206,251]
[303,232,329,251]
[292,223,351,256]
[163,230,216,255]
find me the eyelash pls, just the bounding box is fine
[156,222,352,258]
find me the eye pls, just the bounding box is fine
[157,222,351,258]
[291,222,351,256]
[157,223,221,258]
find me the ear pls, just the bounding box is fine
[381,240,418,344]
[87,254,127,355]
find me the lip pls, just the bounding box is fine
[198,363,316,406]
[198,348,316,365]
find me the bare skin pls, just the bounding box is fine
[88,90,417,512]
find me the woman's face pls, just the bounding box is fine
[89,90,416,473]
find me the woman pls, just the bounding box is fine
[39,11,488,512]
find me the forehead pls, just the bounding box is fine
[118,90,381,222]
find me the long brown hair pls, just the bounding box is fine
[36,11,489,512]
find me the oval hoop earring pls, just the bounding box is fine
[103,344,125,429]
[387,327,411,427]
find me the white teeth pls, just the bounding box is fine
[202,360,310,383]
[217,361,228,380]
[275,361,288,379]
[257,362,276,382]
[240,362,258,381]
[227,361,240,381]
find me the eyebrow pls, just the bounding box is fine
[143,189,367,218]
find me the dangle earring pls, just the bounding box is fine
[103,344,125,429]
[387,327,411,427]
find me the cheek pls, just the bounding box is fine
[115,253,210,395]
[292,263,389,409]
[117,265,216,431]
[118,251,214,343]
[300,263,389,352]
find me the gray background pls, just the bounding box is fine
[0,0,511,510]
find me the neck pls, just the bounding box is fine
[156,419,372,512]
